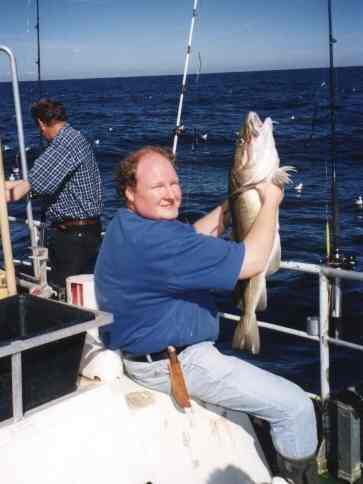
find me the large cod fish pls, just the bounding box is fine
[229,111,294,354]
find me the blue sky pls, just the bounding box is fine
[1,0,362,81]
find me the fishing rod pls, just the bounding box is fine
[10,0,43,181]
[325,0,355,339]
[35,0,42,99]
[325,0,344,341]
[172,0,199,156]
[327,0,339,263]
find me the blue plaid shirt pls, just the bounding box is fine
[29,123,103,223]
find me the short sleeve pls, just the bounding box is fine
[143,221,244,293]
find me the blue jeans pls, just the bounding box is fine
[123,341,318,460]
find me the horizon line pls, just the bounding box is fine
[0,64,362,85]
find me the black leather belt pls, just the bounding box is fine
[53,218,100,231]
[123,345,188,363]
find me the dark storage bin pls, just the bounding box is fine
[0,294,95,422]
[0,357,12,421]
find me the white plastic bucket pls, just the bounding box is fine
[66,274,97,309]
[65,273,123,381]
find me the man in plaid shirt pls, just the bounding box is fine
[6,98,103,289]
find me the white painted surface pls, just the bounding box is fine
[56,275,272,482]
[66,274,124,381]
[0,376,272,484]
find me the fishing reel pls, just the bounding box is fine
[325,248,357,271]
[174,124,186,137]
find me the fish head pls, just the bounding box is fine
[233,112,262,172]
[233,112,279,186]
[243,111,263,143]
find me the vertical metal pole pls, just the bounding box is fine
[318,272,331,473]
[172,0,199,156]
[331,276,342,337]
[319,272,331,402]
[0,46,39,278]
[0,141,17,296]
[11,352,24,421]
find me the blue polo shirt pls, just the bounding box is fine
[95,208,244,355]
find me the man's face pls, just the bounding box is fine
[126,152,182,220]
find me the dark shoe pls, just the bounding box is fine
[276,453,319,484]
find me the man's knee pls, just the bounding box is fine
[294,393,316,427]
[274,383,317,442]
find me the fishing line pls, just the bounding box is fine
[35,0,42,101]
[187,3,214,217]
[7,1,34,179]
[191,51,203,152]
[196,51,202,85]
[172,0,202,217]
[305,81,326,147]
[183,46,203,216]
[19,2,37,92]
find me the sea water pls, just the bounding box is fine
[0,67,363,394]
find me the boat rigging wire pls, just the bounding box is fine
[172,0,199,156]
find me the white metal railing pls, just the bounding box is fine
[6,216,51,296]
[219,260,363,403]
[0,45,39,276]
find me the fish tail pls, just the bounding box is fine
[232,314,260,354]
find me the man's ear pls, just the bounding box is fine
[125,186,135,204]
[37,119,46,132]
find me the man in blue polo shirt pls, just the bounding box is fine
[95,145,318,484]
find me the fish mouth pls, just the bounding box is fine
[246,112,273,137]
[245,112,263,139]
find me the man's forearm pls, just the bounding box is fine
[193,200,229,237]
[239,200,279,279]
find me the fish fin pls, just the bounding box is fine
[233,280,245,310]
[232,313,260,354]
[266,237,281,275]
[256,283,267,311]
[272,166,296,187]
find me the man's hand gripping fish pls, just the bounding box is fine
[229,111,294,354]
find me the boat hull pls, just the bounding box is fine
[0,376,272,484]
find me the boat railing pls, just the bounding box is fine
[0,45,49,293]
[5,215,51,296]
[218,259,363,403]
